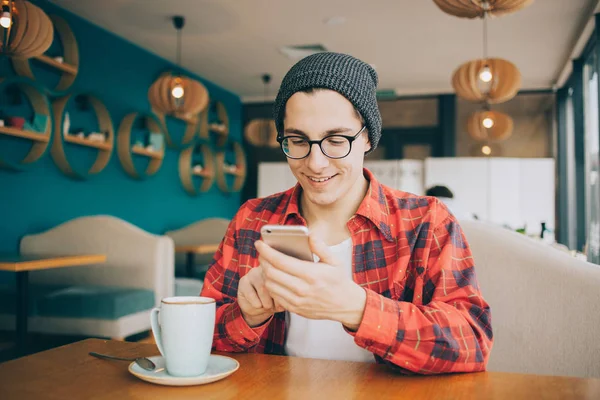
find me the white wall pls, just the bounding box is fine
[257,158,556,239]
[424,157,555,236]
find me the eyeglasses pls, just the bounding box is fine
[278,126,366,160]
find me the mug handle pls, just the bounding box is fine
[150,307,166,357]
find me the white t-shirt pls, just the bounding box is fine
[284,238,375,363]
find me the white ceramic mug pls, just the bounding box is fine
[150,296,216,377]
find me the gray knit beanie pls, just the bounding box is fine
[273,52,382,152]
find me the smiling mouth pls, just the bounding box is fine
[307,175,335,183]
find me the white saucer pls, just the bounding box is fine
[128,355,240,386]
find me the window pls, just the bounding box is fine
[583,48,600,263]
[565,89,578,249]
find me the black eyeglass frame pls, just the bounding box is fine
[277,125,367,160]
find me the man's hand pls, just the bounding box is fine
[254,235,367,331]
[238,266,284,328]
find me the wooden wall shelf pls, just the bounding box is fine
[215,142,247,193]
[50,94,114,180]
[64,135,111,150]
[132,147,164,160]
[0,127,49,143]
[117,113,165,180]
[209,101,229,147]
[12,14,80,94]
[179,143,215,195]
[0,79,52,171]
[34,54,78,75]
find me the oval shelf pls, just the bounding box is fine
[215,141,246,193]
[208,101,229,147]
[0,77,52,171]
[117,112,165,180]
[51,94,114,180]
[179,142,215,196]
[12,14,80,94]
[154,111,198,149]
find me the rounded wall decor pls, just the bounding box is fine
[117,112,165,180]
[452,58,521,104]
[148,72,209,121]
[215,141,246,193]
[467,110,513,142]
[244,119,278,148]
[154,111,198,149]
[209,101,229,147]
[432,0,534,19]
[179,142,215,195]
[0,0,54,58]
[11,13,79,93]
[0,77,52,171]
[51,93,114,180]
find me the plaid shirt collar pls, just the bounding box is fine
[277,168,395,242]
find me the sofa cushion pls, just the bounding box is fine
[0,284,70,316]
[37,286,155,320]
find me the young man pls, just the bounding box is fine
[201,52,493,374]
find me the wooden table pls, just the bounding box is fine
[0,254,107,354]
[0,339,599,399]
[175,244,219,278]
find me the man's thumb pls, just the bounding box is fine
[308,234,339,266]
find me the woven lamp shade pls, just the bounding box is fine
[452,58,521,104]
[467,110,513,141]
[244,119,278,148]
[432,0,534,19]
[148,72,209,118]
[0,0,54,58]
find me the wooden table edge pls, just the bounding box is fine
[175,245,220,254]
[0,254,107,272]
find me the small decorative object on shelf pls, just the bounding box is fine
[51,93,114,180]
[87,132,106,142]
[63,112,70,136]
[0,77,52,171]
[179,143,215,195]
[7,116,25,129]
[149,131,164,152]
[117,112,165,180]
[31,113,48,132]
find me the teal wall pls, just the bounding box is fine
[0,2,243,281]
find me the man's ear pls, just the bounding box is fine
[363,130,372,153]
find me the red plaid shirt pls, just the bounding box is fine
[201,168,493,374]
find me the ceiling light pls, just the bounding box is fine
[479,65,492,82]
[0,5,10,28]
[171,78,184,99]
[482,145,492,155]
[482,117,494,128]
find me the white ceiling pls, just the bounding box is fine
[50,0,597,102]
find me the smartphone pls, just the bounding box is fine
[260,224,314,262]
